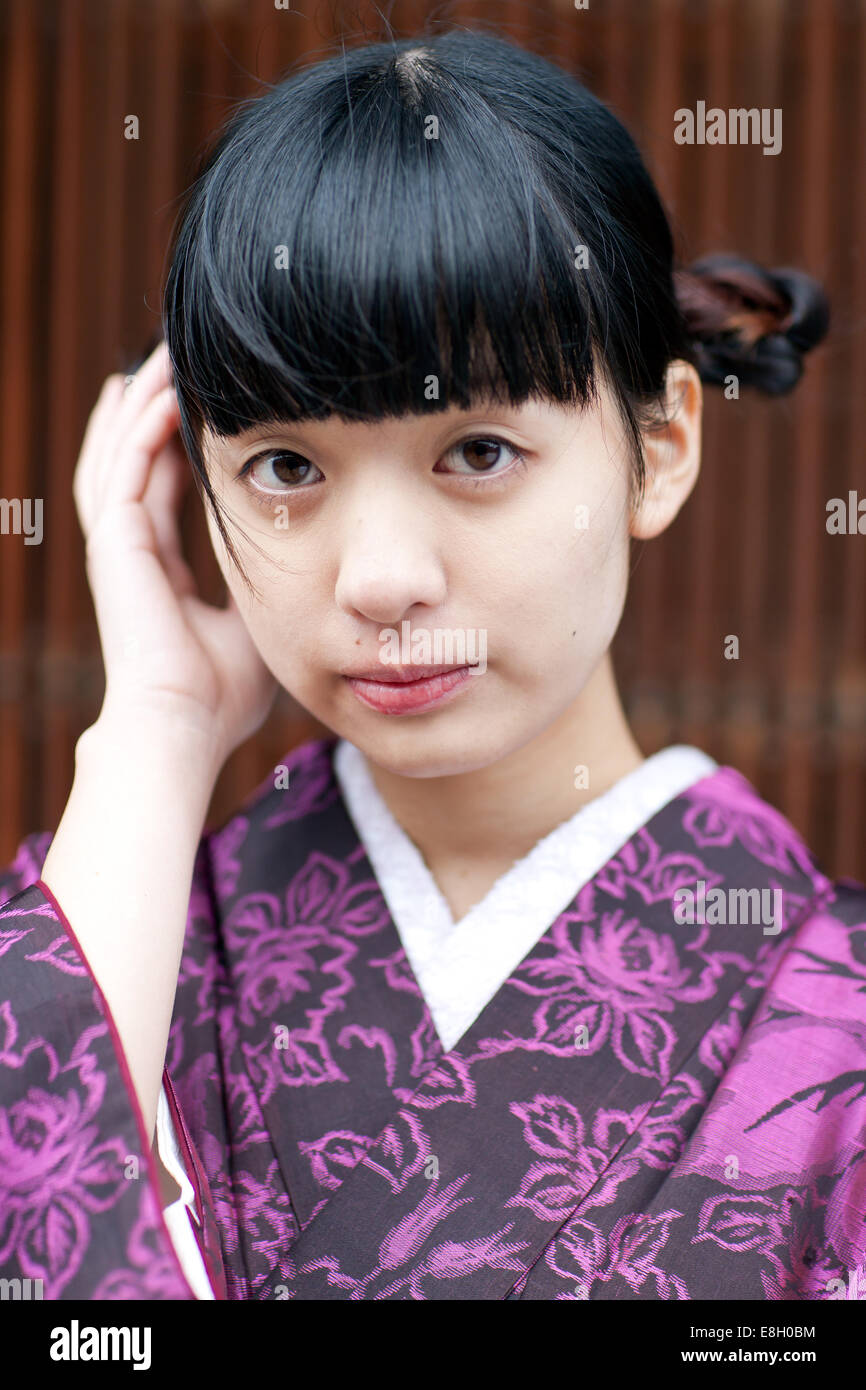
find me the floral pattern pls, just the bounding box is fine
[0,741,865,1299]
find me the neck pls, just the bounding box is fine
[364,653,644,874]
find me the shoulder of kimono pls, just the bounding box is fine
[208,735,339,835]
[0,829,55,904]
[678,763,835,891]
[195,735,341,899]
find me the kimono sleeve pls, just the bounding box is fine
[0,831,200,1299]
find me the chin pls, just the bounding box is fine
[358,741,503,780]
[342,709,531,780]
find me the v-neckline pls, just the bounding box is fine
[332,739,717,1052]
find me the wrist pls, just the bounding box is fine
[78,701,224,793]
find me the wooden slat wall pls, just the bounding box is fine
[1,0,864,879]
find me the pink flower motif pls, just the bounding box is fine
[370,949,424,996]
[0,924,34,959]
[244,1025,346,1101]
[416,1225,528,1281]
[300,1129,373,1190]
[629,1074,704,1166]
[176,943,223,1028]
[548,1210,688,1298]
[93,1267,159,1299]
[293,1215,530,1299]
[695,1190,795,1254]
[515,908,721,1082]
[407,1054,475,1110]
[337,1023,400,1088]
[547,1216,607,1284]
[512,1095,587,1159]
[334,884,392,938]
[361,1110,432,1194]
[604,1210,685,1295]
[682,768,823,879]
[506,1162,584,1222]
[597,831,723,905]
[229,1162,297,1266]
[0,1061,130,1296]
[761,1248,846,1301]
[507,1095,654,1222]
[225,853,365,1030]
[377,1175,474,1270]
[408,1014,444,1078]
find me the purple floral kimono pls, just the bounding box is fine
[2,737,865,1300]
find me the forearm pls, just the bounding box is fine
[39,708,220,1146]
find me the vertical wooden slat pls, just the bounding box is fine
[629,0,685,753]
[781,0,835,833]
[724,0,785,788]
[100,0,131,367]
[833,0,866,872]
[43,0,85,831]
[601,0,635,116]
[0,0,38,853]
[148,0,182,331]
[682,0,735,761]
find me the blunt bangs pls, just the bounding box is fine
[163,40,609,453]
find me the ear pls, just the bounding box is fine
[629,360,703,540]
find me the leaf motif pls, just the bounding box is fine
[616,1010,675,1082]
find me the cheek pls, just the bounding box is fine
[203,507,293,644]
[203,503,234,583]
[483,474,631,643]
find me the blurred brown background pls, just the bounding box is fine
[1,0,865,878]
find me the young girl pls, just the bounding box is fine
[1,29,863,1303]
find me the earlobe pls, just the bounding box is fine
[629,360,703,541]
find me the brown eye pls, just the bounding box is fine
[439,435,523,477]
[462,439,504,470]
[247,452,322,492]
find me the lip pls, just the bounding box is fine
[342,663,474,684]
[344,664,478,715]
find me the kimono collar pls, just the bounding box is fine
[333,740,717,1052]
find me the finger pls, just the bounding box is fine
[143,439,191,518]
[142,447,197,596]
[119,338,171,404]
[74,374,127,532]
[101,386,183,513]
[97,342,173,502]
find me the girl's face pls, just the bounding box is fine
[201,380,646,778]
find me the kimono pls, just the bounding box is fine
[1,735,865,1301]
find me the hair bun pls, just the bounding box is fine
[673,253,830,395]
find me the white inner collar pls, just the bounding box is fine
[333,738,717,1051]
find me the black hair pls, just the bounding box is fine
[161,28,829,586]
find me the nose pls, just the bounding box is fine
[333,492,447,626]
